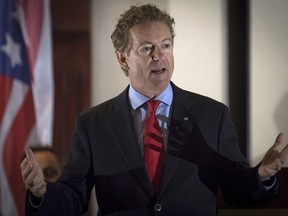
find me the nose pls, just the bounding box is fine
[151,46,164,61]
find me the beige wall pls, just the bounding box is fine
[168,0,226,103]
[250,0,288,166]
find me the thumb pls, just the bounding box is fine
[26,148,36,163]
[273,133,284,151]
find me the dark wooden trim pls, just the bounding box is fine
[227,0,250,157]
[50,0,91,165]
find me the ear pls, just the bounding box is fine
[116,52,129,71]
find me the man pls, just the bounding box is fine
[21,4,288,216]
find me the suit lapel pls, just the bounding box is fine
[108,87,154,197]
[159,83,196,198]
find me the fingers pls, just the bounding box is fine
[272,133,284,151]
[21,149,35,183]
[26,148,36,163]
[271,133,288,167]
[30,181,47,198]
[274,132,288,165]
[21,158,32,182]
[21,156,36,188]
[273,158,283,171]
[20,148,47,198]
[272,134,288,171]
[280,143,288,164]
[259,133,287,180]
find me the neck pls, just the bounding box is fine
[131,84,168,99]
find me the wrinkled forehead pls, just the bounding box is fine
[129,21,173,45]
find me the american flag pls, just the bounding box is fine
[0,0,53,215]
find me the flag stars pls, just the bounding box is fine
[1,33,22,68]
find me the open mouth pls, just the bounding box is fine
[151,68,166,74]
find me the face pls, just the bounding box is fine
[117,21,174,98]
[33,150,61,182]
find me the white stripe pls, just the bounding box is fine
[26,124,38,147]
[32,0,54,145]
[18,2,29,46]
[0,80,29,216]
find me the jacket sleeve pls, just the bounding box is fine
[216,106,279,207]
[25,115,94,216]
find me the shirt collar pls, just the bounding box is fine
[129,83,173,110]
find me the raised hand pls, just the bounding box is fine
[258,133,288,181]
[20,149,47,198]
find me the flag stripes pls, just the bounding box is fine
[0,0,53,215]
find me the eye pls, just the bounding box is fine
[162,42,172,49]
[140,46,152,53]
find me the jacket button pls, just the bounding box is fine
[154,204,162,212]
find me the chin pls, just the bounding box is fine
[152,81,169,92]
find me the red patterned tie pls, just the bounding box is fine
[144,100,165,194]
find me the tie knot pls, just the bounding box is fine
[147,100,161,114]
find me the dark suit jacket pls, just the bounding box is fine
[27,82,278,216]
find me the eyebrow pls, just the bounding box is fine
[138,38,173,46]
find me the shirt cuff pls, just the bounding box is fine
[262,175,277,191]
[29,191,44,208]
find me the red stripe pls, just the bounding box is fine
[20,0,44,81]
[3,88,36,216]
[0,76,13,123]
